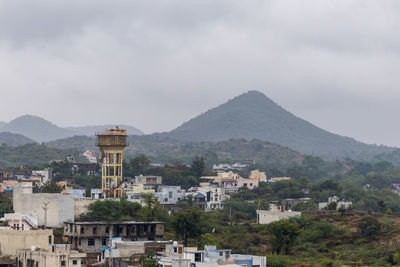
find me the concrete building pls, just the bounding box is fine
[187,187,229,211]
[67,189,86,198]
[256,204,301,224]
[154,186,186,205]
[31,168,53,184]
[129,175,163,187]
[122,183,155,195]
[318,196,352,211]
[1,213,38,230]
[16,244,86,267]
[237,178,259,190]
[159,244,266,267]
[91,188,104,199]
[13,185,75,228]
[64,221,165,259]
[249,170,267,182]
[0,228,53,256]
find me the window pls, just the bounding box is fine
[49,236,52,244]
[219,252,223,256]
[74,226,77,233]
[72,260,78,265]
[195,253,202,262]
[93,227,97,234]
[169,191,173,198]
[80,227,85,234]
[190,263,196,267]
[88,239,95,246]
[164,198,168,202]
[102,238,107,246]
[61,261,66,266]
[250,183,253,186]
[174,247,177,253]
[106,226,110,233]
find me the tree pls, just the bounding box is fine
[191,156,205,179]
[268,220,300,255]
[40,181,63,193]
[171,208,204,246]
[139,251,157,267]
[130,155,151,175]
[357,215,381,238]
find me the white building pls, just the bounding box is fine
[81,150,98,164]
[31,168,53,184]
[318,196,352,211]
[154,186,186,205]
[256,204,301,224]
[187,187,229,211]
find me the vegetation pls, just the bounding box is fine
[40,181,63,193]
[0,193,12,217]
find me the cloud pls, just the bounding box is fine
[0,0,399,145]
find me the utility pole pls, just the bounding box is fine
[42,202,49,228]
[109,227,114,267]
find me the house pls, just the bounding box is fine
[122,183,155,195]
[187,187,229,211]
[16,244,86,267]
[256,204,301,224]
[154,186,186,205]
[67,189,86,198]
[158,244,266,267]
[318,196,352,211]
[31,168,53,184]
[1,213,38,230]
[236,178,259,190]
[0,228,53,256]
[63,221,165,260]
[91,189,104,199]
[249,170,267,182]
[129,175,162,187]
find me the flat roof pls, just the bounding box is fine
[66,221,164,225]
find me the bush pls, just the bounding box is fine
[357,216,381,238]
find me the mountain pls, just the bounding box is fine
[67,125,144,136]
[0,115,77,143]
[45,135,304,167]
[0,143,84,168]
[0,121,6,129]
[164,90,396,159]
[0,132,36,147]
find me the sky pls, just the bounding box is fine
[1,1,400,146]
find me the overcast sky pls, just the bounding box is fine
[1,1,400,146]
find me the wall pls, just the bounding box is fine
[13,190,74,227]
[74,198,99,217]
[0,229,53,256]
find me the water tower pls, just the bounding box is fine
[96,127,127,198]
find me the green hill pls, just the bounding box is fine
[164,91,396,160]
[0,143,83,168]
[0,132,35,147]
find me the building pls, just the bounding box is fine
[81,150,98,164]
[0,228,53,256]
[281,198,312,211]
[236,178,259,190]
[97,127,127,198]
[67,189,86,198]
[128,175,163,187]
[154,186,186,205]
[158,244,266,267]
[13,184,75,228]
[1,213,38,230]
[318,196,352,211]
[122,183,155,195]
[256,204,301,224]
[187,187,229,211]
[249,170,267,182]
[91,188,104,199]
[64,221,165,259]
[212,163,248,172]
[31,168,53,184]
[16,244,86,267]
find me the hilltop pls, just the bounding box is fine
[0,115,76,143]
[0,115,144,142]
[67,125,144,136]
[164,91,395,160]
[0,132,35,147]
[46,135,304,167]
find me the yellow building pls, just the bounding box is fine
[96,127,127,198]
[124,183,155,195]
